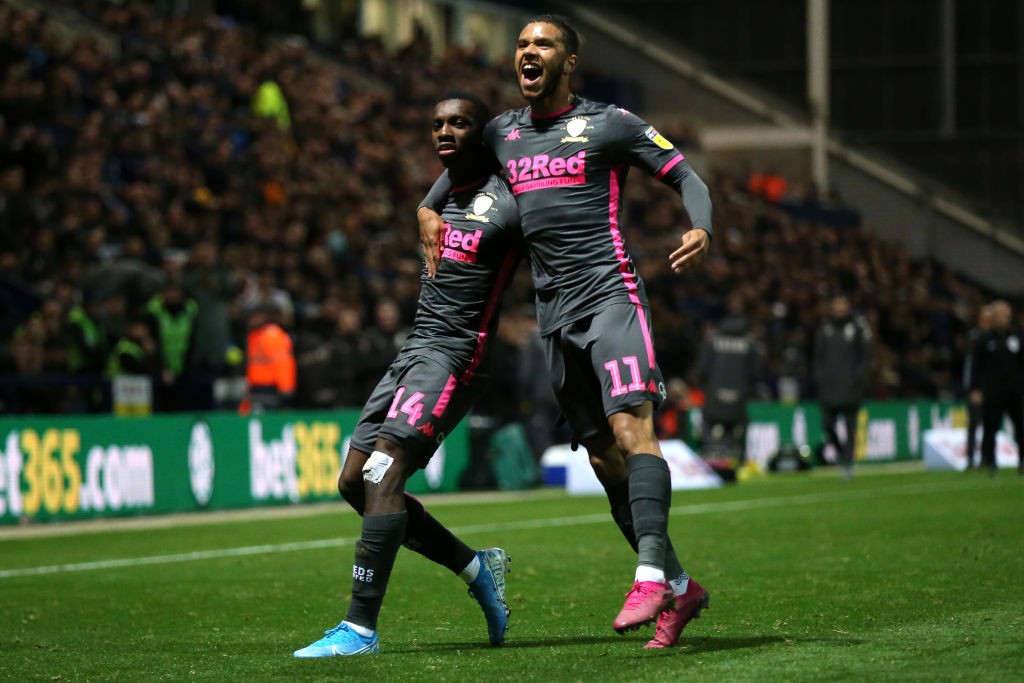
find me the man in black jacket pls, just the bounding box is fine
[694,310,762,462]
[968,300,1024,475]
[813,295,873,479]
[962,305,992,469]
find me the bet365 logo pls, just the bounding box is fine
[353,565,375,583]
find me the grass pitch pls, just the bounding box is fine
[1,468,1022,682]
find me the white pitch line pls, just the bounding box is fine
[0,477,998,580]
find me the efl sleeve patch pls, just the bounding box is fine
[644,126,674,150]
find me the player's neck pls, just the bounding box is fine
[529,89,575,118]
[448,159,489,191]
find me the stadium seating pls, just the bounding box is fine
[0,1,996,419]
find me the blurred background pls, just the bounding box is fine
[1,0,1021,487]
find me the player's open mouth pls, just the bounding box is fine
[521,62,543,85]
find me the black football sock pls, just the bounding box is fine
[402,492,476,575]
[345,511,407,631]
[627,453,671,572]
[609,476,686,582]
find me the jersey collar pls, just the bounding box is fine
[529,95,577,120]
[450,175,488,194]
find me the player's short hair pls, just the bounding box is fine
[435,91,491,127]
[526,13,580,56]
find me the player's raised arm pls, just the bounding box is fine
[668,162,713,273]
[607,108,713,273]
[417,171,453,278]
[651,145,713,273]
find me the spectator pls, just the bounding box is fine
[0,0,1010,424]
[361,298,408,390]
[243,303,296,412]
[962,304,993,468]
[66,288,109,411]
[693,298,763,462]
[967,300,1024,476]
[326,304,378,407]
[813,295,873,479]
[145,278,198,410]
[107,317,159,378]
[64,287,105,364]
[184,239,242,406]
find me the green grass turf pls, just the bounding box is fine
[1,468,1022,682]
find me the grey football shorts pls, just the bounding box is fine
[349,353,486,466]
[542,302,666,442]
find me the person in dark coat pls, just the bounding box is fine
[968,300,1024,475]
[962,305,993,468]
[813,295,873,479]
[694,312,762,462]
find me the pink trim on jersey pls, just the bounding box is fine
[432,374,458,418]
[460,250,519,383]
[655,154,685,180]
[608,164,656,369]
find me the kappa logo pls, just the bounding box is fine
[505,128,521,141]
[561,116,589,143]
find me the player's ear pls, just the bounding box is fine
[564,54,578,74]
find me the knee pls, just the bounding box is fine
[607,404,658,456]
[611,419,655,455]
[337,468,362,505]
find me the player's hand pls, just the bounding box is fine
[969,390,983,406]
[418,207,444,278]
[669,228,711,274]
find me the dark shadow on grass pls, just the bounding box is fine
[653,635,789,653]
[384,635,626,653]
[640,634,867,657]
[384,634,802,654]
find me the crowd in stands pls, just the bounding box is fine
[0,1,1013,424]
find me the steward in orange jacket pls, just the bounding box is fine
[244,306,296,411]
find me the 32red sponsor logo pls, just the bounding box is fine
[506,151,586,184]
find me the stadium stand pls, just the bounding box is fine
[0,0,1009,424]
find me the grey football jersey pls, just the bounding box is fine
[483,97,712,334]
[403,173,522,380]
